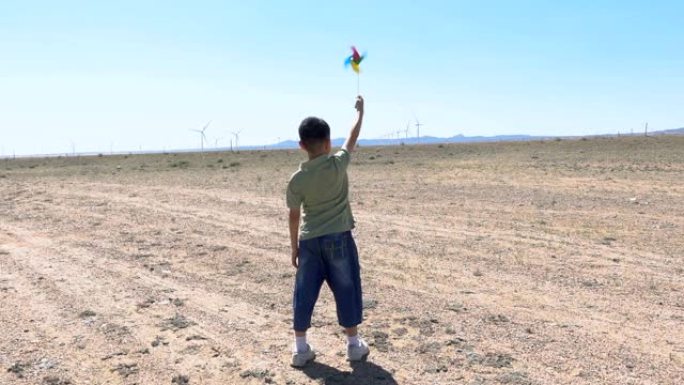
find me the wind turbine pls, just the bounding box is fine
[405,122,410,140]
[415,118,423,142]
[190,121,211,153]
[230,130,242,152]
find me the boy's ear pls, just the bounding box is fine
[325,138,332,151]
[299,141,307,151]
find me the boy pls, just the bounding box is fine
[286,95,368,367]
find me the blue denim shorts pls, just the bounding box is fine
[293,231,363,331]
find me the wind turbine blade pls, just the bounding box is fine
[203,121,212,131]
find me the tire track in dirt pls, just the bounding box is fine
[7,179,680,371]
[0,221,409,384]
[0,226,299,384]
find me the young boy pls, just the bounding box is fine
[286,95,368,367]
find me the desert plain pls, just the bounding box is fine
[1,136,683,385]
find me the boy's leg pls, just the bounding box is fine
[322,232,363,334]
[344,326,359,346]
[292,237,325,345]
[321,232,369,361]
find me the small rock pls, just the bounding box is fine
[482,353,514,368]
[162,314,194,330]
[496,372,531,385]
[446,337,468,348]
[416,341,441,354]
[137,298,156,309]
[486,314,510,323]
[111,362,139,378]
[447,302,466,312]
[151,336,167,347]
[371,330,391,352]
[7,362,28,378]
[424,364,448,374]
[102,351,127,361]
[363,299,378,309]
[372,330,389,339]
[37,357,58,370]
[43,376,72,385]
[239,369,272,379]
[171,374,190,384]
[466,351,482,364]
[392,327,408,336]
[79,310,96,318]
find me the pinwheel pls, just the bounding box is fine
[344,46,366,93]
[344,46,365,74]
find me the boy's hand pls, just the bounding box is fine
[291,247,299,268]
[354,95,364,114]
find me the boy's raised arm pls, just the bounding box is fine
[342,96,364,153]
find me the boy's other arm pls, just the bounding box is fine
[289,208,301,268]
[342,95,364,153]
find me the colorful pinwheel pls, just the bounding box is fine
[344,46,365,74]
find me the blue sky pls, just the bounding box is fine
[1,1,682,155]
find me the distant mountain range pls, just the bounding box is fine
[653,127,684,135]
[17,127,681,158]
[264,127,684,150]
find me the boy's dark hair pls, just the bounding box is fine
[299,117,330,151]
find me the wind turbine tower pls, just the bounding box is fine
[231,130,242,152]
[190,121,211,153]
[415,119,423,142]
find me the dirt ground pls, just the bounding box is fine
[1,136,683,385]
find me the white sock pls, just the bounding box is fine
[347,334,359,347]
[294,335,308,353]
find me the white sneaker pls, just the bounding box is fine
[291,344,316,367]
[347,338,370,361]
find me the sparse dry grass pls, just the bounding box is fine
[1,136,683,384]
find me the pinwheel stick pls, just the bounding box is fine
[357,72,360,95]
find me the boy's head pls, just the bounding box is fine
[298,116,331,154]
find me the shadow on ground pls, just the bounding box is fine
[300,360,398,385]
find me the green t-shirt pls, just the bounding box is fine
[286,149,355,240]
